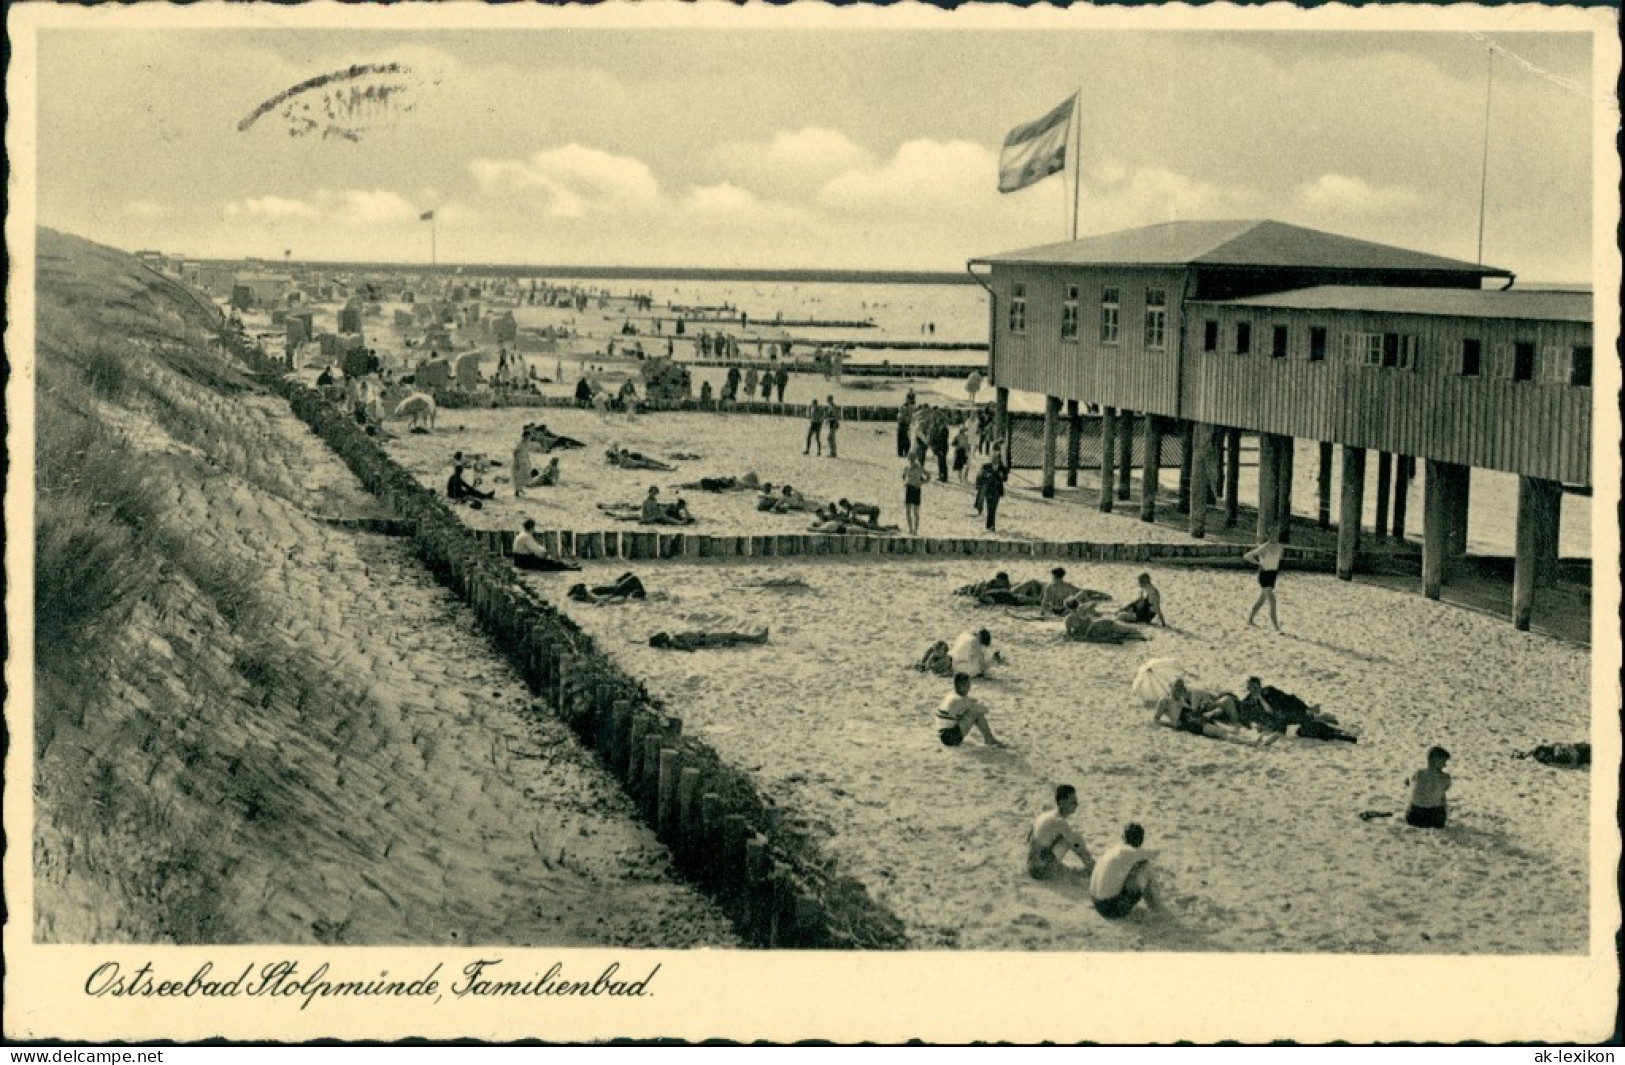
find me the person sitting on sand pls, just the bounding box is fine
[1064,601,1150,644]
[1027,784,1093,879]
[1039,568,1082,615]
[935,673,1003,748]
[678,471,761,493]
[568,572,647,604]
[1089,823,1160,920]
[1405,746,1452,828]
[649,628,769,652]
[447,452,495,502]
[1116,573,1167,626]
[639,487,693,526]
[512,519,581,572]
[1154,679,1275,746]
[754,483,781,511]
[949,628,1002,678]
[915,640,954,677]
[769,484,817,514]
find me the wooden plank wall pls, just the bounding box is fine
[991,265,1188,414]
[1179,304,1592,485]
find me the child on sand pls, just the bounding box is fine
[1027,785,1093,879]
[1089,824,1160,919]
[935,673,1002,748]
[1405,747,1452,828]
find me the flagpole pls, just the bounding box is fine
[1071,87,1082,241]
[1476,44,1493,265]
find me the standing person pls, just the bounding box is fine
[804,399,825,456]
[977,459,1007,532]
[1244,534,1286,632]
[1405,747,1452,828]
[760,371,774,401]
[934,673,1003,748]
[911,402,932,463]
[1027,785,1094,880]
[952,420,972,483]
[744,365,759,400]
[825,396,840,458]
[965,368,984,405]
[977,404,995,454]
[903,454,927,535]
[930,410,952,482]
[896,395,916,458]
[724,364,741,402]
[774,365,789,403]
[1089,824,1160,919]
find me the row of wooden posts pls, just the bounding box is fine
[230,330,910,949]
[1017,390,1566,630]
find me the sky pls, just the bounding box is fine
[29,11,1606,282]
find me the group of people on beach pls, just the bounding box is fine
[721,363,789,405]
[803,397,842,457]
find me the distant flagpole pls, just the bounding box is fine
[421,209,437,266]
[1476,44,1493,265]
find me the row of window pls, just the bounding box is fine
[1011,283,1167,349]
[1008,284,1593,387]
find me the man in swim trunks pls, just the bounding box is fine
[1154,680,1275,746]
[1027,784,1093,878]
[934,673,1002,747]
[1245,535,1286,632]
[1039,568,1082,615]
[1089,823,1160,919]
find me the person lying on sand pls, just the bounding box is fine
[608,446,676,472]
[1115,573,1168,626]
[1233,677,1357,742]
[1028,784,1093,879]
[1513,743,1590,768]
[954,572,1012,599]
[837,498,883,526]
[512,519,581,572]
[807,517,901,535]
[677,472,761,492]
[1089,823,1161,919]
[1064,601,1150,644]
[949,628,1003,678]
[568,572,647,604]
[649,628,769,651]
[639,487,694,526]
[1154,679,1277,747]
[522,423,585,451]
[935,673,1003,747]
[760,485,818,514]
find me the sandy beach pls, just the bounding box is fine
[542,555,1590,952]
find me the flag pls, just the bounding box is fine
[997,94,1076,194]
[420,210,435,221]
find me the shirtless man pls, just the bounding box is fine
[934,673,1002,748]
[1154,679,1276,746]
[649,628,769,651]
[1116,573,1167,626]
[1405,746,1452,828]
[949,628,1002,678]
[1245,535,1286,631]
[1027,785,1094,879]
[1039,568,1082,615]
[1089,823,1161,919]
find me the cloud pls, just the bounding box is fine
[228,195,319,220]
[469,145,661,219]
[1083,164,1258,225]
[818,139,998,214]
[315,188,421,225]
[716,127,874,198]
[1293,173,1425,216]
[124,199,169,218]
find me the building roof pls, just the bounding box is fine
[1193,285,1591,324]
[970,219,1513,278]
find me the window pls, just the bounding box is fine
[1379,333,1418,370]
[1009,282,1027,335]
[1460,338,1481,377]
[1203,320,1219,352]
[1570,346,1592,387]
[1512,341,1535,382]
[1272,325,1289,359]
[1100,287,1120,344]
[1060,284,1079,342]
[1143,288,1167,349]
[1236,321,1252,355]
[1309,326,1327,362]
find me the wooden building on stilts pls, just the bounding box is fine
[969,219,1593,630]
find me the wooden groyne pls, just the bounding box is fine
[228,329,908,950]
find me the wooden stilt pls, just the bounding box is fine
[1513,475,1540,631]
[1098,407,1116,513]
[1423,458,1448,599]
[1141,416,1162,523]
[1041,395,1060,499]
[1177,420,1194,514]
[1317,441,1334,529]
[1375,452,1393,539]
[1392,455,1413,542]
[1065,399,1081,488]
[1256,434,1279,540]
[1117,410,1134,500]
[1188,423,1212,539]
[1276,436,1295,544]
[1224,428,1241,528]
[1337,446,1365,581]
